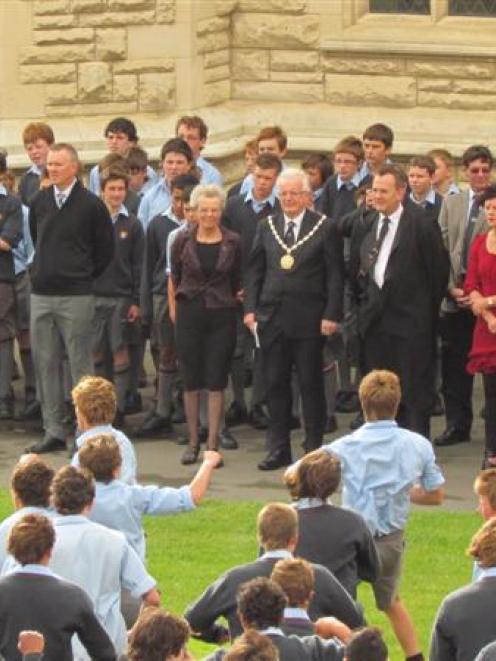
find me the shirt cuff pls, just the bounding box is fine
[130,573,157,599]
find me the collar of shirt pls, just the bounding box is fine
[284,607,311,621]
[27,163,43,177]
[477,567,496,581]
[409,188,436,206]
[111,204,129,224]
[377,203,402,235]
[162,205,181,225]
[0,184,7,197]
[53,514,88,526]
[313,187,323,202]
[283,210,306,238]
[447,182,460,196]
[245,187,276,213]
[258,627,286,637]
[76,424,114,448]
[337,172,361,190]
[260,549,293,561]
[54,179,77,201]
[294,497,328,510]
[14,564,56,577]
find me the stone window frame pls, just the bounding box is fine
[321,0,496,57]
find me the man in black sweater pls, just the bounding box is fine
[27,143,114,453]
[0,513,116,661]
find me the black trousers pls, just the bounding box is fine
[362,328,435,439]
[439,309,475,434]
[261,332,325,457]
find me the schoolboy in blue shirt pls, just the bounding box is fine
[176,115,223,186]
[291,369,445,661]
[78,434,222,560]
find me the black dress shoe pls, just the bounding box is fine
[434,427,470,447]
[225,401,248,428]
[25,435,66,454]
[135,412,173,437]
[258,451,292,471]
[249,404,269,430]
[219,427,239,450]
[181,444,200,465]
[324,414,338,434]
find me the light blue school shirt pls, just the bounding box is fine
[336,172,362,191]
[409,187,436,207]
[12,204,34,275]
[197,155,223,186]
[244,187,277,214]
[0,506,53,571]
[137,177,172,229]
[88,163,158,196]
[324,420,445,537]
[50,515,155,658]
[72,424,137,485]
[89,479,194,560]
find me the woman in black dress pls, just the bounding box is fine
[171,184,241,465]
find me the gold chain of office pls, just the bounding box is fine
[267,214,327,270]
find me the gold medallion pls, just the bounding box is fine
[280,253,295,270]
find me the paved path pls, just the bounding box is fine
[0,377,486,512]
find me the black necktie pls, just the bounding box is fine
[362,216,390,275]
[461,196,480,273]
[285,221,296,247]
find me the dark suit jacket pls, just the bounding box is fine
[430,576,496,661]
[350,203,449,339]
[404,192,443,225]
[317,175,358,221]
[184,556,363,642]
[244,210,344,341]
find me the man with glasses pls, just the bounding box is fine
[435,145,493,448]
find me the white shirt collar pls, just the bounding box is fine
[27,164,43,177]
[54,178,77,199]
[336,172,361,190]
[111,204,129,223]
[283,209,306,238]
[294,497,327,510]
[379,202,403,227]
[260,549,293,561]
[13,564,56,577]
[284,607,311,620]
[477,566,496,581]
[410,188,436,206]
[258,627,286,637]
[0,184,7,197]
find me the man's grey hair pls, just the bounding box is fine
[276,168,312,194]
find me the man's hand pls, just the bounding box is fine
[127,305,140,323]
[449,287,471,308]
[18,631,45,655]
[244,312,256,333]
[202,450,223,468]
[321,319,339,336]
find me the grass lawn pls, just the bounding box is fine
[0,492,481,659]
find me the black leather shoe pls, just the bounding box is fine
[135,412,173,437]
[324,414,338,434]
[225,401,248,428]
[434,427,470,447]
[219,427,239,450]
[258,451,292,471]
[249,404,269,430]
[181,444,200,465]
[25,435,66,454]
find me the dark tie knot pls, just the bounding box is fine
[285,221,296,246]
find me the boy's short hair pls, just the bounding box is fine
[245,138,258,154]
[237,578,287,629]
[22,122,55,147]
[175,115,208,141]
[49,142,79,163]
[72,376,117,425]
[334,136,365,163]
[104,117,138,142]
[284,449,341,501]
[160,138,194,163]
[101,166,129,191]
[98,153,127,174]
[301,152,334,182]
[468,518,496,568]
[8,513,55,566]
[257,503,298,551]
[224,630,279,661]
[128,608,190,661]
[359,370,401,421]
[375,164,408,189]
[170,173,200,192]
[462,144,494,168]
[363,123,394,148]
[78,434,122,484]
[11,455,54,508]
[255,153,283,174]
[345,627,388,661]
[409,155,436,176]
[52,466,95,515]
[427,148,455,169]
[256,126,287,152]
[271,557,314,607]
[126,146,148,172]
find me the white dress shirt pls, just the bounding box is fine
[373,203,402,289]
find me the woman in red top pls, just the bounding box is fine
[465,185,496,468]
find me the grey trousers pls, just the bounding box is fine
[31,294,94,439]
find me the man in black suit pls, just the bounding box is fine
[244,169,344,470]
[184,503,363,643]
[351,164,449,438]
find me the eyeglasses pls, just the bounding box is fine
[468,167,491,174]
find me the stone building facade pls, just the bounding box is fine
[2,0,496,179]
